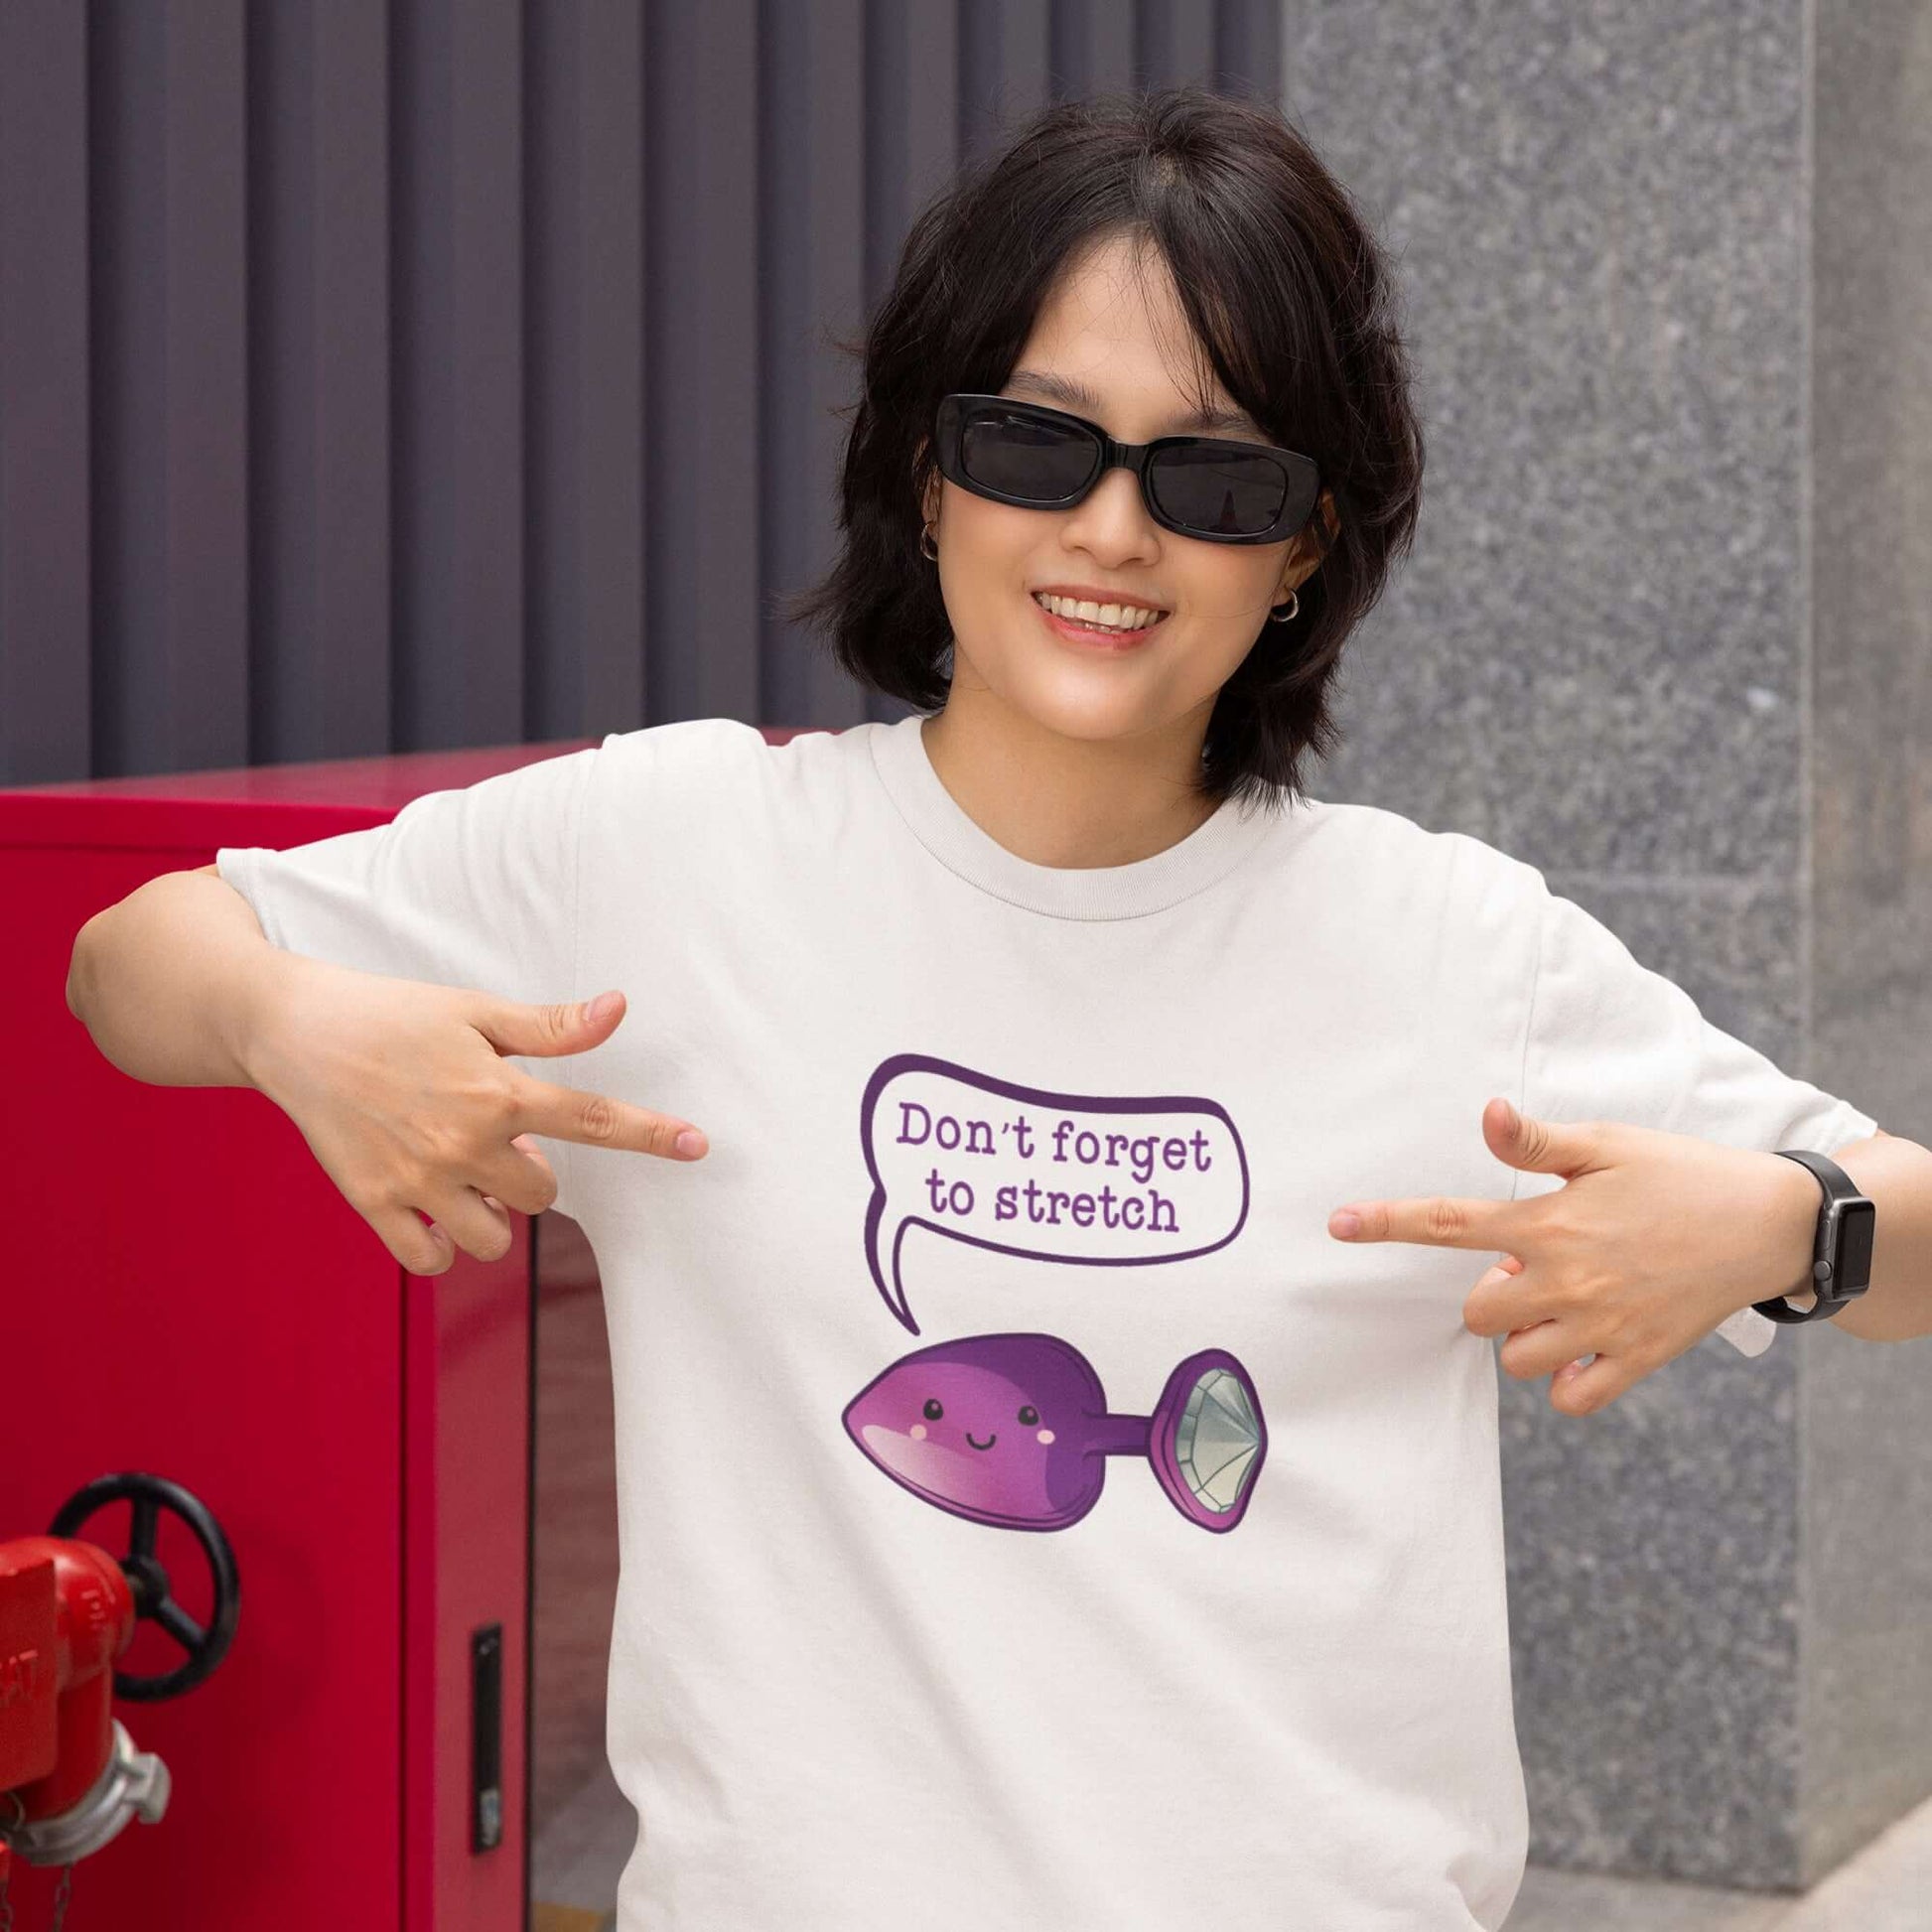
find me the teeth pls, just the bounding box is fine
[1033,592,1167,631]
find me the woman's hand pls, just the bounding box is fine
[1325,1097,1823,1414]
[241,957,704,1275]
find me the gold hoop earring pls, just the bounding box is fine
[919,521,939,563]
[1268,588,1300,623]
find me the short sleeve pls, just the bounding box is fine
[1512,877,1881,1358]
[215,742,601,1221]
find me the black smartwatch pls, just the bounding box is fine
[1752,1149,1876,1323]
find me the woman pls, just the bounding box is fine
[70,85,1904,1932]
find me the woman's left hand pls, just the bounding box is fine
[1325,1097,1820,1415]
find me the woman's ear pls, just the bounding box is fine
[911,439,939,527]
[1311,487,1340,556]
[1282,488,1340,592]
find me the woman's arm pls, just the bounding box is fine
[1812,1130,1932,1342]
[67,863,301,1090]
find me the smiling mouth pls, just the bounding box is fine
[1035,587,1167,648]
[965,1432,997,1450]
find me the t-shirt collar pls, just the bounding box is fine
[867,710,1292,921]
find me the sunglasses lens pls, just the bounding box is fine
[1149,446,1292,538]
[950,397,1313,540]
[960,408,1098,503]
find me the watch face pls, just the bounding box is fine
[1839,1199,1876,1289]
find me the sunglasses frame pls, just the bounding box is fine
[933,391,1321,546]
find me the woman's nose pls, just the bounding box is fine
[1062,465,1159,558]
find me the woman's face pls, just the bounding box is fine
[922,229,1332,752]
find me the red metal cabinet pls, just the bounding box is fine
[0,741,602,1931]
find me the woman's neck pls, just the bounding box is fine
[917,690,1220,871]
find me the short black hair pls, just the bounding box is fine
[778,84,1426,814]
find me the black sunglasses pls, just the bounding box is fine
[933,392,1320,545]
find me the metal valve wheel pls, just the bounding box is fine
[48,1471,240,1701]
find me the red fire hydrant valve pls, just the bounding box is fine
[0,1472,238,1873]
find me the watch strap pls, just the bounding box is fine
[1752,1149,1864,1324]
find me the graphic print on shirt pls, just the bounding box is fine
[842,1052,1267,1534]
[844,1334,1266,1534]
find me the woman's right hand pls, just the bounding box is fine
[242,956,703,1274]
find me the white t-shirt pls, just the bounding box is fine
[216,713,1878,1931]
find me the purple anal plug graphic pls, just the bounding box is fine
[842,1332,1267,1533]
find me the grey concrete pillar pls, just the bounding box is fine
[1285,0,1932,1890]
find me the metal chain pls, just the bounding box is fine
[0,1839,73,1932]
[0,1862,74,1932]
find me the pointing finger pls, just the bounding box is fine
[512,1075,709,1162]
[1328,1192,1518,1252]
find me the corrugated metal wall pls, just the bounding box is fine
[0,0,1281,785]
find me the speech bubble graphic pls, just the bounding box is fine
[859,1052,1251,1333]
